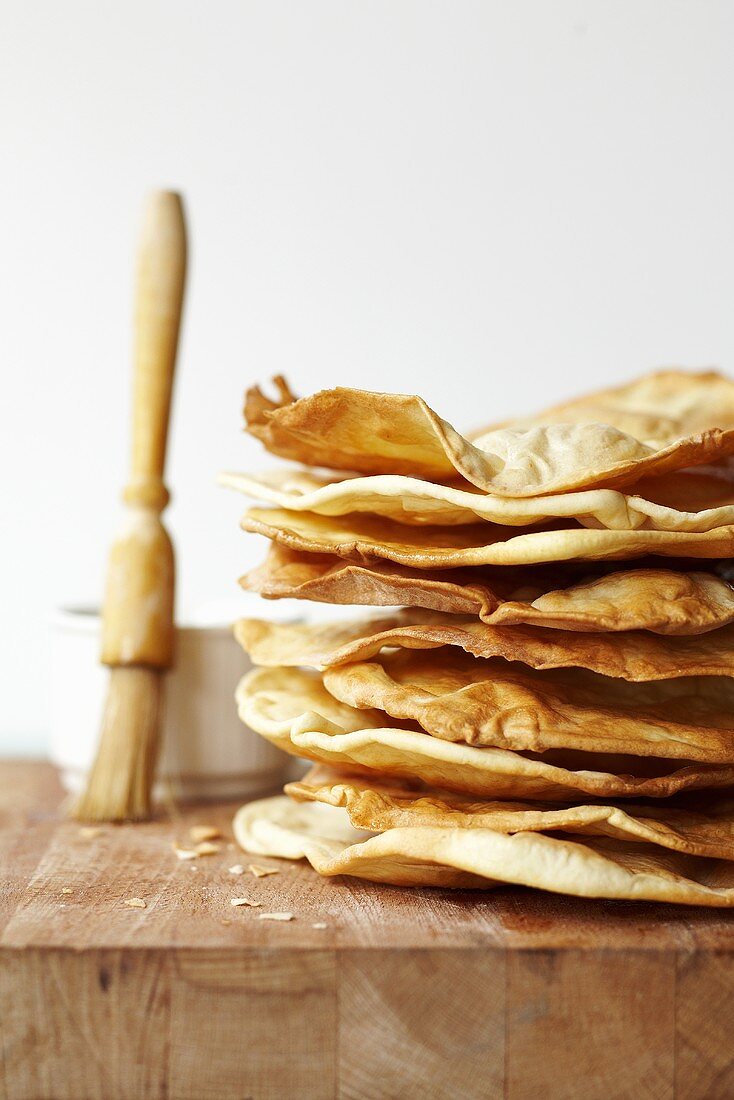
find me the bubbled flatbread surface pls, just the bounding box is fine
[243,546,734,635]
[232,793,734,904]
[244,375,734,497]
[236,666,734,801]
[287,765,734,860]
[235,612,734,680]
[241,507,734,567]
[222,465,734,532]
[492,368,734,440]
[321,648,734,761]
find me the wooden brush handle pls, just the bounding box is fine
[101,192,186,670]
[124,191,187,512]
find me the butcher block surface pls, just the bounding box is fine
[2,760,734,1100]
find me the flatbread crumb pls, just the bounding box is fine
[124,898,147,909]
[189,825,221,843]
[249,864,279,878]
[228,864,245,875]
[195,841,222,856]
[174,841,221,860]
[258,912,294,922]
[173,845,198,861]
[230,897,261,908]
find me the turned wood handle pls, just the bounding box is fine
[124,191,187,512]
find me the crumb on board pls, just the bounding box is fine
[249,864,279,878]
[173,845,198,861]
[61,887,73,895]
[195,841,221,856]
[258,912,294,922]
[123,898,147,909]
[312,922,328,930]
[230,897,261,908]
[189,825,221,843]
[174,840,222,861]
[228,864,245,876]
[78,827,103,839]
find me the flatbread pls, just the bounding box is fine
[241,507,734,567]
[236,666,734,801]
[233,788,371,859]
[322,648,734,761]
[243,546,734,635]
[244,377,734,496]
[235,612,734,680]
[491,567,734,635]
[232,794,734,904]
[287,766,734,860]
[490,368,734,440]
[221,466,734,532]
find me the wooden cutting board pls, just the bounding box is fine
[1,761,733,1100]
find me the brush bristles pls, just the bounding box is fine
[73,667,163,822]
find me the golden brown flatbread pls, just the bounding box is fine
[243,545,734,635]
[232,793,734,904]
[221,465,734,532]
[235,612,734,680]
[236,666,734,801]
[491,567,734,634]
[288,766,734,860]
[244,377,734,496]
[321,648,734,761]
[233,370,734,906]
[489,368,734,440]
[241,507,734,567]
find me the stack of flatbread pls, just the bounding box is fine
[225,369,734,906]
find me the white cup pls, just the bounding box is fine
[49,604,294,802]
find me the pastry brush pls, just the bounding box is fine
[74,190,187,822]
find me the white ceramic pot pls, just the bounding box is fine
[49,605,294,802]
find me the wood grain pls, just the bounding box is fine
[338,949,505,1099]
[169,950,337,1100]
[2,762,734,1099]
[1,948,170,1100]
[506,950,676,1100]
[676,952,734,1098]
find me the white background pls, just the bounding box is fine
[2,0,734,753]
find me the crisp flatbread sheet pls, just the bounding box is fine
[232,794,734,904]
[243,546,734,635]
[236,667,734,801]
[320,648,734,762]
[244,376,734,496]
[221,466,734,532]
[287,765,734,860]
[235,612,734,680]
[489,368,734,440]
[241,507,734,567]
